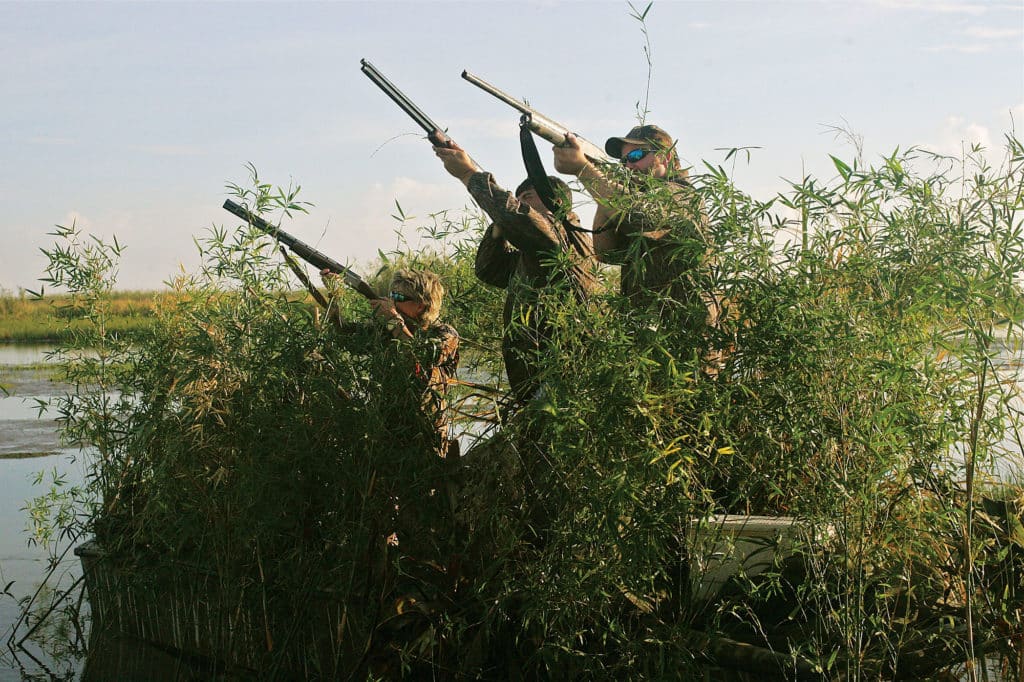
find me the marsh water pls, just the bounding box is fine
[0,345,83,680]
[0,340,1021,680]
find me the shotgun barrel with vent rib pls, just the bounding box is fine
[360,58,484,173]
[360,59,453,148]
[222,199,377,300]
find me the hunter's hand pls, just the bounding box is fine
[553,133,587,176]
[370,298,410,338]
[320,268,340,291]
[370,298,399,320]
[434,142,476,186]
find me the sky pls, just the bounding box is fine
[1,0,1021,293]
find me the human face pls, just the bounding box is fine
[620,142,668,178]
[516,188,549,215]
[395,299,426,321]
[391,291,427,321]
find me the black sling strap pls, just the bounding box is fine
[519,114,563,217]
[519,114,599,235]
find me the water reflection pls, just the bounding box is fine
[0,346,57,368]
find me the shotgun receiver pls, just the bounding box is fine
[461,70,614,165]
[222,199,378,301]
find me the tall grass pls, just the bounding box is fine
[14,133,1024,680]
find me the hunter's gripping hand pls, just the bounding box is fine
[434,141,477,186]
[553,132,588,176]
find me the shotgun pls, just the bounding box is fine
[360,59,482,170]
[360,59,455,149]
[222,199,378,301]
[461,70,614,165]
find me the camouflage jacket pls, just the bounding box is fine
[595,176,717,324]
[468,171,598,400]
[340,318,460,451]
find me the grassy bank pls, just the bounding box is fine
[0,290,169,342]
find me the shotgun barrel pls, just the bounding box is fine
[461,70,613,165]
[360,59,453,148]
[222,199,378,301]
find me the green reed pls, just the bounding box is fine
[18,132,1024,680]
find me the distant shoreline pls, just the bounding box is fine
[0,290,163,343]
[0,289,331,343]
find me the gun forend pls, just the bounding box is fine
[222,199,378,301]
[461,70,614,165]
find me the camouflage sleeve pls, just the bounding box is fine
[418,324,460,442]
[410,323,460,396]
[431,324,460,384]
[474,223,517,289]
[592,203,628,264]
[467,172,564,255]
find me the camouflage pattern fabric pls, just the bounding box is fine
[468,171,598,401]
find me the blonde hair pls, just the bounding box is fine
[390,269,445,328]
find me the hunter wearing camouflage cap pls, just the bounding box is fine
[553,123,726,373]
[433,139,598,403]
[603,124,676,163]
[553,123,701,302]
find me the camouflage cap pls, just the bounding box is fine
[515,175,572,211]
[605,124,675,159]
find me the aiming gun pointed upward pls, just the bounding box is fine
[461,70,614,166]
[222,199,378,301]
[360,59,481,169]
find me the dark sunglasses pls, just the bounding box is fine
[621,148,653,164]
[389,291,416,303]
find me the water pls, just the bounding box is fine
[0,346,57,368]
[0,347,84,680]
[982,334,1024,482]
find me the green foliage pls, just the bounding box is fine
[26,135,1024,680]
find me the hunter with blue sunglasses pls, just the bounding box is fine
[553,123,695,302]
[553,124,728,375]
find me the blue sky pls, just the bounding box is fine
[1,0,1021,292]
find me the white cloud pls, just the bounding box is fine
[376,176,459,204]
[965,26,1023,39]
[924,115,993,156]
[923,43,993,53]
[306,176,475,266]
[688,21,712,30]
[61,211,94,231]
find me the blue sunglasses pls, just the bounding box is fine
[389,291,416,303]
[621,148,653,164]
